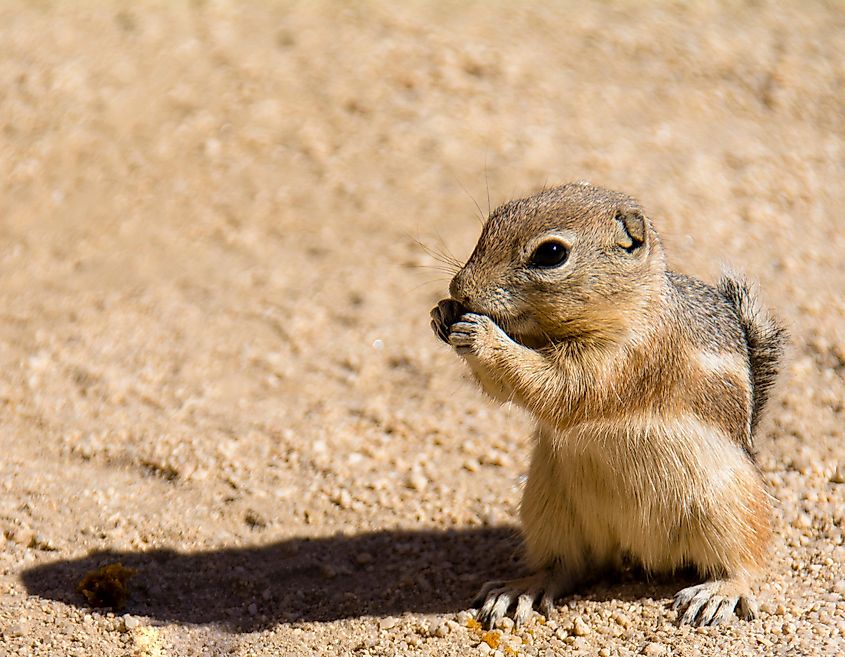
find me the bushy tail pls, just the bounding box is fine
[718,275,788,434]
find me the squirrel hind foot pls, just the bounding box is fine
[473,571,567,629]
[673,580,758,626]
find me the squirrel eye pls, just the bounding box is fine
[529,240,569,268]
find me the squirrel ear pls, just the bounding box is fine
[615,209,646,253]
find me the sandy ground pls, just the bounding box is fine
[1,2,844,655]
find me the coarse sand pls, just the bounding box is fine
[1,2,844,656]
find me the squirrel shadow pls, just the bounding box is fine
[21,526,687,633]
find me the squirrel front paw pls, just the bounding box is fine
[448,312,507,357]
[430,298,466,344]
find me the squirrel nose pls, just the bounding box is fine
[449,274,469,305]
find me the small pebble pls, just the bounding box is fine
[406,473,428,491]
[456,610,474,624]
[5,623,25,638]
[28,533,57,551]
[571,616,591,636]
[831,464,845,484]
[332,490,353,508]
[480,450,510,467]
[503,635,523,651]
[642,642,667,656]
[434,622,450,638]
[795,513,813,529]
[495,617,514,632]
[612,611,630,627]
[379,616,398,630]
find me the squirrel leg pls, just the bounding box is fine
[473,431,596,629]
[446,313,575,424]
[673,459,769,626]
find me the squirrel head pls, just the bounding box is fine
[449,183,666,347]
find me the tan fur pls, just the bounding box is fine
[431,183,785,627]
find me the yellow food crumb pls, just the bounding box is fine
[465,617,482,631]
[481,630,502,649]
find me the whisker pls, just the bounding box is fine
[432,229,464,269]
[409,235,462,273]
[407,278,451,294]
[484,157,491,217]
[409,263,460,275]
[454,177,486,226]
[420,236,462,271]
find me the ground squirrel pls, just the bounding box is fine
[430,183,786,627]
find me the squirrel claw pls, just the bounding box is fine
[673,581,757,626]
[473,573,562,629]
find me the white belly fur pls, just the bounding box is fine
[520,414,761,578]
